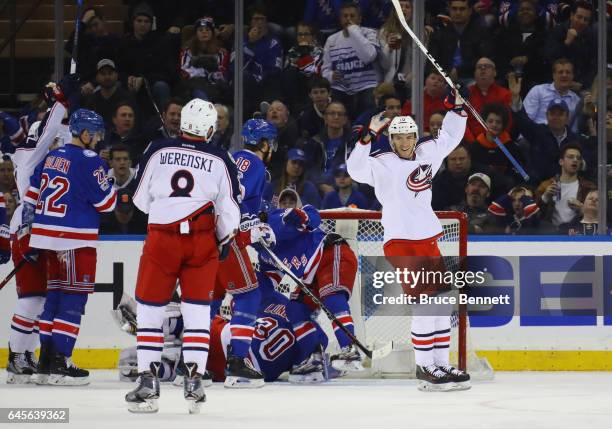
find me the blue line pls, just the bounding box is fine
[468,235,612,242]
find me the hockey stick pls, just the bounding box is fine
[390,0,530,181]
[142,78,170,137]
[0,260,26,291]
[259,243,393,360]
[70,0,84,74]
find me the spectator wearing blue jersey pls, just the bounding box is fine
[263,148,321,209]
[0,111,25,154]
[322,3,381,119]
[231,6,283,117]
[321,164,370,209]
[303,0,344,40]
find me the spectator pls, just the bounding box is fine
[3,191,16,224]
[432,144,472,210]
[427,0,493,83]
[0,112,24,154]
[535,143,595,230]
[488,186,540,234]
[0,156,15,194]
[466,57,512,141]
[211,104,233,151]
[99,102,139,162]
[303,0,343,39]
[497,0,557,29]
[298,77,332,139]
[545,1,596,90]
[100,188,148,235]
[426,111,445,138]
[378,0,414,100]
[82,59,135,128]
[266,100,300,179]
[108,144,137,189]
[401,71,447,133]
[117,2,178,110]
[139,97,184,157]
[282,22,324,112]
[263,148,321,208]
[65,7,120,90]
[321,163,370,209]
[509,72,582,184]
[470,102,525,188]
[446,172,493,234]
[231,6,283,117]
[322,3,381,119]
[562,189,602,235]
[523,58,581,131]
[494,0,549,94]
[301,101,353,195]
[178,17,230,103]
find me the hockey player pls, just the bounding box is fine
[211,118,277,388]
[19,105,116,386]
[6,77,78,384]
[346,90,471,391]
[126,99,241,414]
[258,188,362,382]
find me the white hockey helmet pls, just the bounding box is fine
[388,115,419,140]
[180,99,218,140]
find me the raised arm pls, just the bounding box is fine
[346,138,376,186]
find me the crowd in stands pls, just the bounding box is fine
[0,0,610,235]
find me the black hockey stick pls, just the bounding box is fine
[142,77,170,137]
[259,243,392,360]
[70,0,84,74]
[0,259,26,291]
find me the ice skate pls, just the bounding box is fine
[330,344,364,372]
[416,365,455,392]
[438,365,471,390]
[183,363,206,414]
[6,347,35,384]
[33,342,52,385]
[126,362,161,413]
[48,353,90,386]
[224,347,265,388]
[289,351,325,384]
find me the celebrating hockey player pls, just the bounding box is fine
[19,104,116,386]
[346,90,471,391]
[6,77,78,384]
[211,118,277,388]
[258,188,362,382]
[126,99,241,414]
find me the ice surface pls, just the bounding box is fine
[1,370,611,429]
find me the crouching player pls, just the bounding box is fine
[347,90,471,391]
[258,189,363,381]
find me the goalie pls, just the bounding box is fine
[346,90,471,392]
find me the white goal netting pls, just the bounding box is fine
[234,208,493,379]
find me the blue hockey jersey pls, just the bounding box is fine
[26,144,117,250]
[260,205,326,284]
[232,149,266,220]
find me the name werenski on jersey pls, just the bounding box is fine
[159,151,213,172]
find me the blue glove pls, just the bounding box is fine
[282,208,309,231]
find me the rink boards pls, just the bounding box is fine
[0,235,611,371]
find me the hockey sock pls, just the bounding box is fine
[322,294,355,349]
[287,300,319,363]
[9,296,45,353]
[229,288,260,358]
[39,290,61,349]
[180,301,211,375]
[51,292,88,358]
[433,315,451,366]
[410,313,436,367]
[136,303,166,373]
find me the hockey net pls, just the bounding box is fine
[238,208,494,379]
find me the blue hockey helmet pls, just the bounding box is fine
[241,119,277,151]
[69,108,105,138]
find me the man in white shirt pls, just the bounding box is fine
[108,144,136,189]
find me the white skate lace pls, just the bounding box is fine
[440,365,463,376]
[425,365,447,378]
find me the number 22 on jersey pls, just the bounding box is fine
[36,173,70,217]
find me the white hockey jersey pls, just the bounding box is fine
[347,110,467,243]
[133,137,241,241]
[10,102,67,235]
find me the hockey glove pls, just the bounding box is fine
[282,208,309,231]
[443,87,467,113]
[251,223,276,248]
[217,235,234,262]
[0,224,10,265]
[17,224,38,264]
[43,74,80,109]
